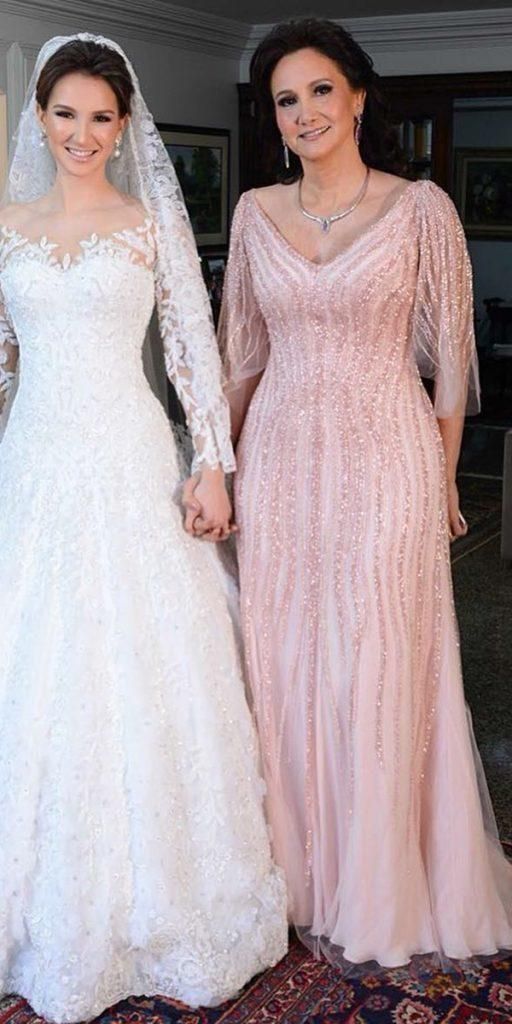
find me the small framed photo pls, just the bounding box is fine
[201,252,227,327]
[157,123,230,251]
[454,148,512,239]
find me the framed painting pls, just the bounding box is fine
[454,148,512,239]
[200,252,227,327]
[157,123,230,251]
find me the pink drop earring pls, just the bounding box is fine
[355,111,363,148]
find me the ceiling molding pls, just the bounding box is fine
[249,7,512,55]
[0,0,250,58]
[2,2,512,64]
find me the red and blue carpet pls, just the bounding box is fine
[1,935,512,1024]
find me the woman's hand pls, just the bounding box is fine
[447,480,468,542]
[182,467,236,542]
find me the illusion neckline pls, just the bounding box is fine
[249,179,421,269]
[0,215,154,270]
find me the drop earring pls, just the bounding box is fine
[113,133,122,159]
[282,136,290,170]
[355,111,363,148]
[39,129,47,148]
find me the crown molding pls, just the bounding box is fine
[0,0,250,58]
[249,7,512,56]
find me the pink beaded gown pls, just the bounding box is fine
[220,179,512,971]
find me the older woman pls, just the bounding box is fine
[216,18,512,974]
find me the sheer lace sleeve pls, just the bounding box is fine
[218,194,270,434]
[154,218,235,475]
[0,275,19,432]
[412,181,480,418]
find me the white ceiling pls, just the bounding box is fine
[177,0,512,25]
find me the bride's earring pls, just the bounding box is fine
[39,129,47,148]
[113,133,122,159]
[355,111,363,148]
[281,136,290,170]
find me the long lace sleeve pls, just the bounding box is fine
[0,277,19,433]
[412,181,480,418]
[218,194,270,436]
[154,218,235,475]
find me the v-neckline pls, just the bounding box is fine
[249,180,419,269]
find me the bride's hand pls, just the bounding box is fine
[447,481,468,542]
[182,473,202,535]
[182,467,236,542]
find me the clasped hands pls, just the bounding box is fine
[182,466,237,542]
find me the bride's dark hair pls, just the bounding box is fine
[36,39,134,117]
[250,18,407,183]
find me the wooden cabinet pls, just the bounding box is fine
[383,71,512,193]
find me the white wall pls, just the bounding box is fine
[453,105,512,318]
[0,94,6,190]
[0,8,241,203]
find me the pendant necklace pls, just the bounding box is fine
[298,166,370,234]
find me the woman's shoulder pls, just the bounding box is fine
[112,194,149,224]
[0,200,43,233]
[406,178,461,225]
[369,169,409,196]
[248,182,294,218]
[368,171,459,223]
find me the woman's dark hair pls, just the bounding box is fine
[36,39,134,117]
[250,18,407,183]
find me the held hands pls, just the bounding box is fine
[447,480,468,542]
[182,466,237,543]
[184,473,466,544]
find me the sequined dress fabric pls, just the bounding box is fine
[0,222,287,1023]
[220,181,512,970]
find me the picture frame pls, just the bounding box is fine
[200,251,227,327]
[454,148,512,240]
[157,123,230,251]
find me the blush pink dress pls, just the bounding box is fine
[220,179,512,971]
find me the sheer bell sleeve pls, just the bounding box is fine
[0,277,19,435]
[154,219,236,475]
[218,194,270,436]
[412,181,480,418]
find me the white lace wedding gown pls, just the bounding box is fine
[0,217,287,1023]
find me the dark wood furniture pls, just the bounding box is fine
[486,304,512,347]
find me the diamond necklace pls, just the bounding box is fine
[298,166,370,234]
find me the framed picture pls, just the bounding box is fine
[200,252,227,327]
[454,148,512,239]
[157,123,230,251]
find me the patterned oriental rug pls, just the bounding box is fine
[1,934,512,1024]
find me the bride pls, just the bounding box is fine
[0,32,287,1024]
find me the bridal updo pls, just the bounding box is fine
[36,39,134,116]
[250,18,406,183]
